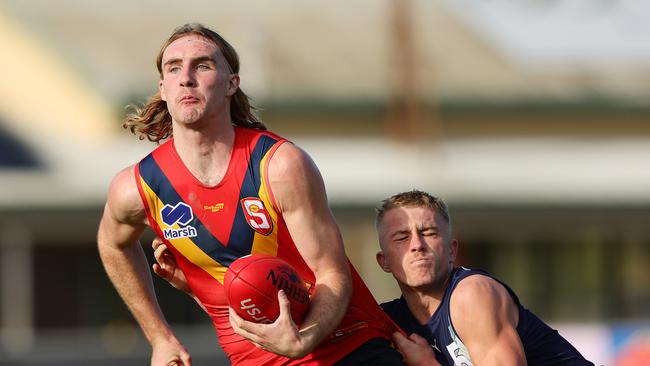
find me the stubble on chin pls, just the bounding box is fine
[176,108,202,125]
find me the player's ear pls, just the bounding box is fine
[159,79,167,101]
[376,251,391,273]
[450,239,459,264]
[226,74,240,97]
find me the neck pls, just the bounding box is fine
[400,272,452,325]
[171,113,236,187]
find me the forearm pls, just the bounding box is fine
[297,267,352,353]
[99,239,175,345]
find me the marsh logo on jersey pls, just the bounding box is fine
[160,202,197,239]
[240,198,273,235]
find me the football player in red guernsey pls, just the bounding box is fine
[97,23,403,366]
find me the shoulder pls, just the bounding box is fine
[268,142,318,177]
[267,142,326,210]
[449,274,519,335]
[451,274,509,310]
[105,165,146,225]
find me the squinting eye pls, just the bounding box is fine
[168,66,180,74]
[197,64,210,71]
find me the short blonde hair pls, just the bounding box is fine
[376,190,450,226]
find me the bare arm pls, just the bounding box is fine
[97,166,191,366]
[229,143,352,358]
[450,275,526,366]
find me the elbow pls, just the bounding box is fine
[337,271,353,308]
[316,268,352,306]
[343,276,353,300]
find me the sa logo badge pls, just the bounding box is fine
[240,198,273,235]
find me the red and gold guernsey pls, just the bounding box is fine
[135,127,398,365]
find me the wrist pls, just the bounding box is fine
[147,326,177,348]
[291,323,320,357]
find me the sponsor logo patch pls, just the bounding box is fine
[204,203,225,212]
[160,202,197,239]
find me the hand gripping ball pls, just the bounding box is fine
[224,254,310,324]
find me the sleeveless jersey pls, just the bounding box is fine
[381,267,593,366]
[135,127,397,365]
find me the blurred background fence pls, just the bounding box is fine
[0,1,649,365]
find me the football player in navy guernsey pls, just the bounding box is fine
[376,190,594,366]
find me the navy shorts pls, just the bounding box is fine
[334,337,404,366]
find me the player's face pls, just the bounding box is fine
[377,206,457,292]
[159,34,239,126]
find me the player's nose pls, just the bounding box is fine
[409,234,427,252]
[179,67,196,87]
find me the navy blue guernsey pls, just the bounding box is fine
[381,267,593,366]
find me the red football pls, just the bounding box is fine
[224,254,310,324]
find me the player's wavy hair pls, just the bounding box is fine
[375,190,451,226]
[123,23,265,142]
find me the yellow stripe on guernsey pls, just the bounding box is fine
[250,147,280,256]
[139,176,227,284]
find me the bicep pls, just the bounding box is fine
[268,144,348,276]
[450,276,526,366]
[97,205,145,250]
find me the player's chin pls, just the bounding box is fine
[406,278,432,289]
[175,109,202,124]
[406,273,437,288]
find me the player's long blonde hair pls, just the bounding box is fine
[123,23,265,142]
